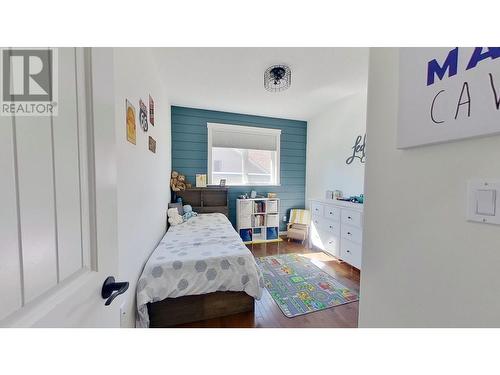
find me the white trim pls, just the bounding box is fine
[207,122,282,136]
[207,123,213,184]
[276,133,281,185]
[207,122,281,186]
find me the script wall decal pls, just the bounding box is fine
[346,134,366,165]
[397,47,500,148]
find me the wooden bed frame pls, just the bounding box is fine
[148,187,255,328]
[148,291,254,327]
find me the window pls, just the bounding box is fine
[207,123,281,186]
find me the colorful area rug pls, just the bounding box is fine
[256,253,359,318]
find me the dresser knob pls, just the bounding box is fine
[347,250,351,253]
[347,232,351,235]
[348,216,352,219]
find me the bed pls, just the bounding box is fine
[136,212,263,327]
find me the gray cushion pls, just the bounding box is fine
[168,202,184,216]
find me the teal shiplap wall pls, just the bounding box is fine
[171,106,307,231]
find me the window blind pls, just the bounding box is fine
[208,123,281,151]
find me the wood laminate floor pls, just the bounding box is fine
[174,237,360,328]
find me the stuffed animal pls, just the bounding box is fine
[170,170,191,191]
[170,171,181,191]
[167,208,184,226]
[177,174,187,190]
[182,205,198,221]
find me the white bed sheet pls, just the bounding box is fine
[136,213,263,327]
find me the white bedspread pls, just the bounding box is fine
[136,213,263,327]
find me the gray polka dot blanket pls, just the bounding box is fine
[136,213,263,327]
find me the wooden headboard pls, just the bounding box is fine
[173,188,229,217]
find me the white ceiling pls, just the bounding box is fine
[152,48,369,121]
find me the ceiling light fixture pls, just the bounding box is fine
[264,64,291,92]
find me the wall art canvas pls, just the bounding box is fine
[139,99,148,132]
[148,136,156,153]
[196,174,207,188]
[398,47,500,148]
[149,95,155,126]
[126,99,136,144]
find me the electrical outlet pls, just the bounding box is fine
[282,215,287,222]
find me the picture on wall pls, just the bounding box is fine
[139,99,148,132]
[149,95,155,126]
[196,174,207,188]
[126,99,136,145]
[398,47,500,148]
[148,136,156,153]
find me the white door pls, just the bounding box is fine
[0,48,122,327]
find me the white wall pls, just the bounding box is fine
[306,92,367,203]
[113,48,171,327]
[359,48,500,327]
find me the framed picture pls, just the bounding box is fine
[139,99,148,132]
[149,95,155,126]
[126,99,136,144]
[196,174,207,188]
[398,47,500,148]
[219,179,226,187]
[148,136,156,153]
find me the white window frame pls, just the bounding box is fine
[207,123,281,186]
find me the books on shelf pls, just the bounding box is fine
[253,201,266,213]
[252,214,265,227]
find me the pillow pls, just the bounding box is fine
[168,202,184,216]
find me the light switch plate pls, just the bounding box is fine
[467,180,500,225]
[476,189,496,216]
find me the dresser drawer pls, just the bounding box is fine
[311,201,324,217]
[341,239,362,269]
[323,204,340,221]
[323,236,340,258]
[341,223,362,244]
[311,216,340,235]
[316,229,340,257]
[341,209,363,228]
[322,218,340,235]
[311,215,322,228]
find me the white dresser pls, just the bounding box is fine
[309,198,363,269]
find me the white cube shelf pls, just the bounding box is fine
[236,198,280,243]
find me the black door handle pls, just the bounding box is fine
[101,276,129,306]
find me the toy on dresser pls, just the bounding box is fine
[167,208,184,226]
[182,205,198,221]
